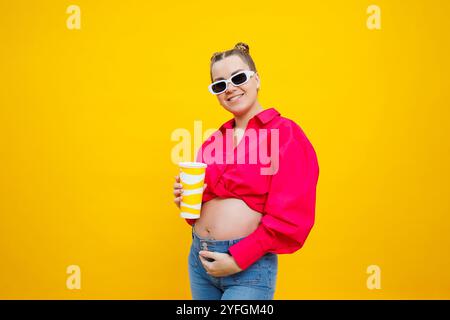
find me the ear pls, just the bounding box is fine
[255,72,260,89]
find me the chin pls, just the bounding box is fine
[225,104,252,116]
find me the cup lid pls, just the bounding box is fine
[178,162,207,168]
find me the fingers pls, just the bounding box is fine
[173,176,183,208]
[173,176,184,208]
[173,196,182,209]
[173,176,182,190]
[173,188,183,196]
[173,182,183,190]
[199,250,215,259]
[199,254,227,277]
[199,255,214,273]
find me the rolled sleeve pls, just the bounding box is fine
[228,122,320,270]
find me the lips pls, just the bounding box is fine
[227,93,244,102]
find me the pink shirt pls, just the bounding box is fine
[185,107,320,270]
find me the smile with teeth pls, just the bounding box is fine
[227,93,244,102]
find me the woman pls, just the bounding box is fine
[173,42,319,300]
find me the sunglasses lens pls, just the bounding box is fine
[231,72,248,85]
[211,81,227,94]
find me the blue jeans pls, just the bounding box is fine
[188,224,278,300]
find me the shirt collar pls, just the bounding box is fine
[220,107,280,130]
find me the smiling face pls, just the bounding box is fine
[210,55,260,117]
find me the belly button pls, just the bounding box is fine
[205,229,215,240]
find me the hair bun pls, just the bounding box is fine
[234,42,249,54]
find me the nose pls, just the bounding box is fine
[225,79,240,95]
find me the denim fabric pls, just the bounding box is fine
[188,224,278,300]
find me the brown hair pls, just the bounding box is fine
[209,42,258,83]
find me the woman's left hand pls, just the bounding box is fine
[198,251,243,277]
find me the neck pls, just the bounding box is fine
[234,100,263,130]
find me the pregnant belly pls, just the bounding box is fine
[194,197,262,240]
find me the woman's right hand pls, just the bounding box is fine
[173,175,207,208]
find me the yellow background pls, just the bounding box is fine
[0,0,449,299]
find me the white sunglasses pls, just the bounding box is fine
[208,70,256,95]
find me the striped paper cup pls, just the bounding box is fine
[179,162,207,219]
